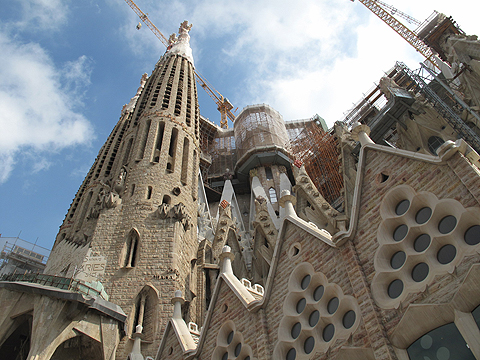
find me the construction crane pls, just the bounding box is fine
[351,0,440,69]
[123,0,235,128]
[375,1,421,26]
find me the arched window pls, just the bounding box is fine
[122,138,133,165]
[130,286,159,341]
[265,167,273,180]
[167,128,178,172]
[407,322,475,359]
[122,229,140,268]
[269,187,277,203]
[427,136,445,155]
[152,121,165,163]
[181,137,190,185]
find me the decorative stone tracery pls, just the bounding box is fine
[372,184,480,309]
[273,262,359,359]
[212,321,254,360]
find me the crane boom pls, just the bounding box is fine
[352,0,439,69]
[123,0,236,127]
[194,71,235,128]
[124,0,169,47]
[375,1,421,26]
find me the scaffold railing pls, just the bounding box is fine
[0,272,109,300]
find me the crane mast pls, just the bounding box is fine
[352,0,439,69]
[123,0,236,128]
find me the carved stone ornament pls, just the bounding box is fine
[155,202,192,230]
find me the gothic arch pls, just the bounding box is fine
[128,284,159,342]
[120,228,141,268]
[0,314,32,360]
[50,334,103,360]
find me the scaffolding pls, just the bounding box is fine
[0,237,50,276]
[340,61,480,153]
[290,121,344,207]
[234,104,291,169]
[198,115,237,192]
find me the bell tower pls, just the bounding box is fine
[45,21,200,358]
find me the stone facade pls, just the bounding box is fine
[3,13,480,360]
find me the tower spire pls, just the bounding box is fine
[167,21,194,65]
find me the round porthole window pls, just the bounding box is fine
[227,331,234,344]
[288,243,302,259]
[465,225,480,246]
[296,298,306,314]
[390,251,406,269]
[286,347,296,360]
[412,262,429,282]
[438,215,457,234]
[291,322,301,339]
[323,324,335,342]
[395,199,410,216]
[437,244,456,264]
[327,297,339,314]
[393,224,408,241]
[416,207,432,224]
[301,275,311,290]
[304,336,315,354]
[343,310,356,329]
[235,343,242,357]
[414,234,431,252]
[388,279,403,299]
[309,310,320,327]
[313,285,324,301]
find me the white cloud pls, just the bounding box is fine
[15,0,70,31]
[0,32,94,183]
[116,0,478,125]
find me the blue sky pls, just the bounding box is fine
[0,0,477,252]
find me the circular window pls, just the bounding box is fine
[301,275,311,290]
[291,322,301,339]
[437,244,456,264]
[323,324,335,342]
[343,310,356,329]
[396,200,410,216]
[286,347,296,360]
[227,331,234,344]
[464,225,480,245]
[304,336,315,354]
[416,207,432,224]
[296,298,306,314]
[393,224,408,241]
[313,285,324,301]
[222,352,228,360]
[414,234,431,252]
[388,279,403,299]
[309,310,320,327]
[412,262,429,282]
[288,243,302,259]
[438,215,457,234]
[235,343,242,357]
[327,297,339,314]
[390,251,406,269]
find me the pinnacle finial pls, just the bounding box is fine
[166,21,194,65]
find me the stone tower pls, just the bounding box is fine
[44,21,200,358]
